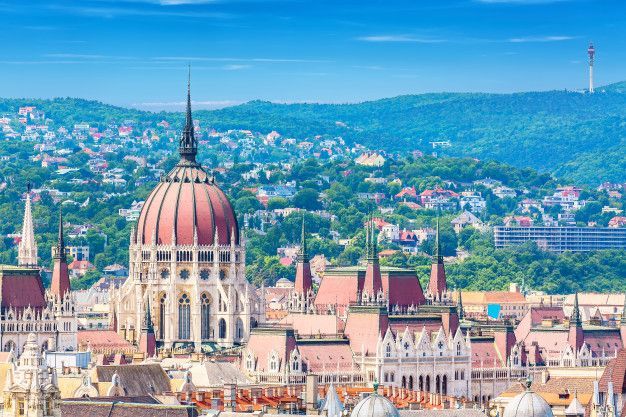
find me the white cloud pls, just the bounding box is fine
[357,35,446,43]
[476,0,570,4]
[132,100,240,110]
[508,35,576,43]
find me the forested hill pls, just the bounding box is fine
[2,86,626,184]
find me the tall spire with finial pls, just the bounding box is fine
[294,214,312,296]
[178,65,197,164]
[434,215,443,264]
[457,289,464,320]
[571,292,582,327]
[51,207,70,298]
[363,213,382,301]
[18,182,38,267]
[569,291,584,351]
[428,216,448,299]
[139,298,156,357]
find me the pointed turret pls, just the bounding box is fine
[51,208,71,298]
[139,299,156,358]
[568,292,584,351]
[178,66,197,165]
[362,216,383,303]
[18,182,38,267]
[294,215,313,295]
[457,289,464,320]
[428,217,447,300]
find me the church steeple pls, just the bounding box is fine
[51,208,70,298]
[178,66,197,165]
[568,292,584,351]
[18,182,38,267]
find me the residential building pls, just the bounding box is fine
[494,226,626,252]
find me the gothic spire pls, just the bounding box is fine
[143,299,154,333]
[294,214,313,296]
[297,214,308,263]
[178,66,197,164]
[457,289,464,320]
[18,183,38,267]
[428,216,448,299]
[54,208,66,262]
[434,215,443,264]
[571,292,582,327]
[51,207,70,298]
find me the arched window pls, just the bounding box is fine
[269,353,279,372]
[426,375,431,392]
[456,342,461,356]
[385,344,392,358]
[442,375,448,396]
[219,318,227,339]
[246,353,254,371]
[236,318,244,340]
[408,375,414,390]
[178,294,191,340]
[419,375,424,391]
[159,294,167,340]
[201,294,210,340]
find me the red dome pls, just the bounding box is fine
[136,164,239,246]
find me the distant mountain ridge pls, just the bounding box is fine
[1,84,625,184]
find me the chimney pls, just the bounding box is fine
[306,374,318,413]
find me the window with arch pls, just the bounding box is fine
[456,342,461,356]
[219,318,227,339]
[160,269,170,280]
[246,353,255,371]
[178,294,191,340]
[269,352,279,372]
[179,269,190,280]
[404,341,410,357]
[385,343,392,358]
[201,293,210,340]
[159,294,166,339]
[200,269,210,281]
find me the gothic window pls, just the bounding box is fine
[159,294,166,339]
[178,294,191,340]
[404,341,410,357]
[200,269,210,281]
[269,354,278,372]
[438,341,444,356]
[179,269,190,280]
[456,342,461,356]
[384,373,389,383]
[390,372,395,382]
[385,344,392,358]
[219,270,226,280]
[160,269,170,280]
[201,293,210,340]
[246,353,254,371]
[236,318,244,340]
[219,318,227,339]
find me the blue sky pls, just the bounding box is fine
[1,0,625,109]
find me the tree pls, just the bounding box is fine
[292,188,322,210]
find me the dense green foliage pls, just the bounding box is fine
[2,86,626,184]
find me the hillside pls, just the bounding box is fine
[2,86,626,184]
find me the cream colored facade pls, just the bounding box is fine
[113,229,264,351]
